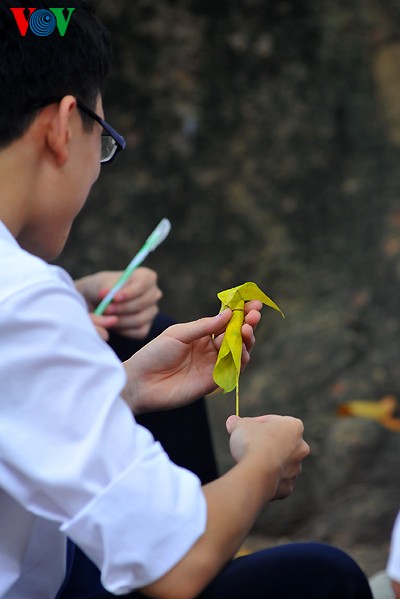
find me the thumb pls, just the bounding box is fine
[168,308,232,344]
[226,414,241,434]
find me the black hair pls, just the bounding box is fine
[0,0,112,147]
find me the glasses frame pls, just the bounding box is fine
[76,100,126,164]
[31,97,126,164]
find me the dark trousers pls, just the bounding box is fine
[58,315,373,599]
[66,544,373,599]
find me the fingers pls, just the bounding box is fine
[95,327,110,341]
[241,302,262,357]
[244,299,263,314]
[226,414,240,434]
[90,314,119,329]
[241,323,255,359]
[101,284,162,316]
[225,414,273,433]
[227,414,277,432]
[113,306,160,340]
[273,436,310,500]
[111,305,159,330]
[162,300,261,353]
[89,314,119,341]
[166,309,233,345]
[213,309,259,356]
[226,414,303,434]
[96,268,162,311]
[226,415,310,496]
[300,439,311,460]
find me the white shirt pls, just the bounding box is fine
[388,511,400,583]
[0,221,206,598]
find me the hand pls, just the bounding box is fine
[89,314,118,341]
[392,580,400,599]
[75,268,162,339]
[140,410,308,599]
[226,414,310,501]
[123,301,262,413]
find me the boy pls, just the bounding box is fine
[0,2,372,597]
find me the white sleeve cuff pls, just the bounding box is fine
[61,442,207,595]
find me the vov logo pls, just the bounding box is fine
[10,7,75,37]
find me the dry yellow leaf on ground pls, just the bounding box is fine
[337,395,400,431]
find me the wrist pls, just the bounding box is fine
[121,359,143,414]
[239,453,280,503]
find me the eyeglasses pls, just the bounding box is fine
[32,98,126,164]
[76,101,126,164]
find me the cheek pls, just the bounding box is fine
[72,184,92,219]
[90,137,102,181]
[78,155,101,203]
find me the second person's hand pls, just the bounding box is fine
[75,267,162,340]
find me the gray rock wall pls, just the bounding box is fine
[58,0,400,554]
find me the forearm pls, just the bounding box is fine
[140,415,308,598]
[140,457,277,599]
[200,457,278,566]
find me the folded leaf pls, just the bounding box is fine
[213,282,284,415]
[337,395,400,432]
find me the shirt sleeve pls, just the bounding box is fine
[388,511,400,583]
[0,275,207,594]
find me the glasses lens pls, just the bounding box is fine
[101,135,117,163]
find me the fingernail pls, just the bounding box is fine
[215,308,229,318]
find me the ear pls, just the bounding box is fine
[44,95,77,166]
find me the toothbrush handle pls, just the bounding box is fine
[93,247,150,315]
